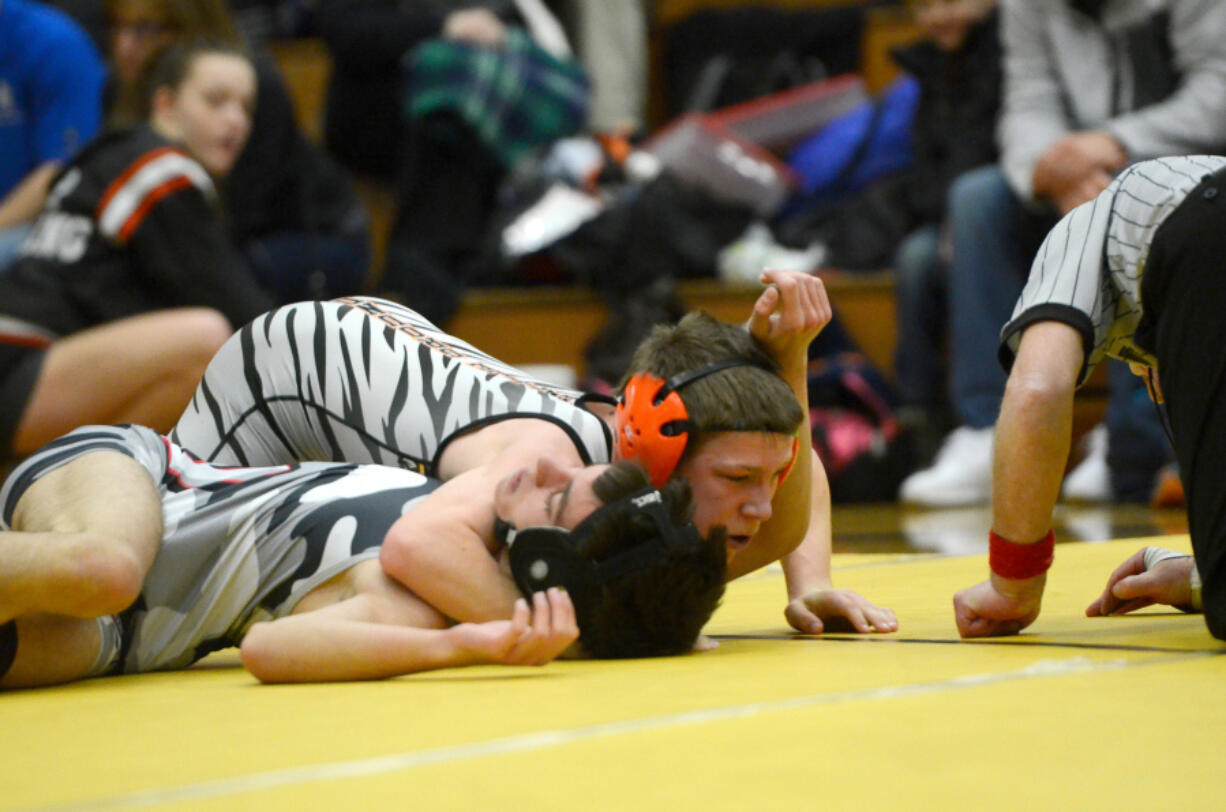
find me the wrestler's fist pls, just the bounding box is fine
[954,574,1045,637]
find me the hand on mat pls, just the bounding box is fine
[452,589,578,666]
[786,587,899,634]
[1086,548,1197,616]
[747,269,831,377]
[953,574,1045,638]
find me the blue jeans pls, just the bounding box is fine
[893,225,947,410]
[947,165,1053,428]
[947,164,1171,493]
[1105,359,1172,501]
[242,232,370,304]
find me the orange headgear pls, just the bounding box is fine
[616,360,799,487]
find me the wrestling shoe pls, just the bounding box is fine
[1061,424,1110,503]
[898,425,993,507]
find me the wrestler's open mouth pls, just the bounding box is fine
[728,534,752,550]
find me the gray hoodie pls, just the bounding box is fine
[998,0,1226,199]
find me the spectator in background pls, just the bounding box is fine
[553,0,648,134]
[316,0,589,327]
[104,0,370,303]
[0,0,105,268]
[889,0,1000,465]
[782,0,1001,464]
[0,39,273,461]
[900,0,1226,507]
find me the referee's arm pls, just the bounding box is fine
[993,321,1083,546]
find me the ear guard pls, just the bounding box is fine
[617,360,803,488]
[502,487,702,612]
[616,359,760,487]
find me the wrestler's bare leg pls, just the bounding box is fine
[0,450,163,622]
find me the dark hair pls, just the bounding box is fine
[106,0,241,39]
[108,0,244,125]
[621,311,804,450]
[573,461,727,658]
[137,37,251,119]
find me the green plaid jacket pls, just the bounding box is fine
[405,28,590,168]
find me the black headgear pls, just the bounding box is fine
[499,486,702,615]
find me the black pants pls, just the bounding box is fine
[381,113,506,326]
[1143,169,1226,639]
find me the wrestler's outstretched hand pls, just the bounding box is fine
[747,269,831,375]
[452,588,579,666]
[786,587,898,634]
[953,574,1045,637]
[1086,547,1197,616]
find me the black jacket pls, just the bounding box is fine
[316,0,522,176]
[1,126,274,335]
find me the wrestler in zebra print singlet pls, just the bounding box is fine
[171,297,615,473]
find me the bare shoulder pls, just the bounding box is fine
[437,417,587,479]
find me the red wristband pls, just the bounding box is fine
[989,529,1055,580]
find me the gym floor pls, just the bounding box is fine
[5,505,1223,811]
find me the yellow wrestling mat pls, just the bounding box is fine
[4,535,1223,811]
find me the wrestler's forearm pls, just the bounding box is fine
[380,536,521,624]
[751,362,818,569]
[781,470,834,597]
[241,616,480,683]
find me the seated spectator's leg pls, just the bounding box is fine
[563,0,647,132]
[947,165,1051,428]
[242,231,371,303]
[893,225,948,414]
[10,309,231,456]
[1105,358,1172,502]
[381,113,506,326]
[899,169,1055,505]
[893,225,950,465]
[0,449,163,687]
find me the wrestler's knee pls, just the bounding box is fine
[176,308,233,364]
[49,537,145,617]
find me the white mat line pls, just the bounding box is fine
[29,652,1211,811]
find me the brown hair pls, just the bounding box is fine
[622,311,804,449]
[137,37,252,120]
[107,0,243,124]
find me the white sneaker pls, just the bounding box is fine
[716,222,826,284]
[899,426,994,507]
[1061,423,1111,502]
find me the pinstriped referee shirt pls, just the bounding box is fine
[999,154,1226,386]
